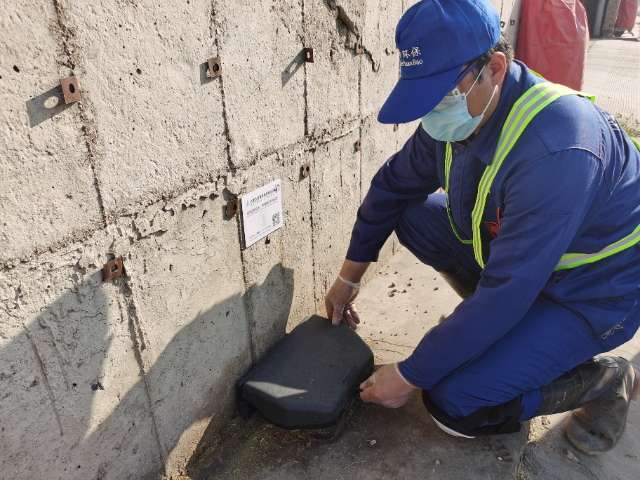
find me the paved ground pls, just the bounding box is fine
[584,13,640,143]
[186,16,640,480]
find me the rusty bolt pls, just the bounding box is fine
[103,257,124,282]
[60,76,80,104]
[207,57,222,78]
[356,139,362,151]
[355,40,363,55]
[303,48,314,63]
[226,199,239,217]
[302,163,311,178]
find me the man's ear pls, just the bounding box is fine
[487,52,507,87]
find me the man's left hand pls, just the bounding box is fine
[360,363,417,408]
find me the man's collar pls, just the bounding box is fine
[465,61,529,166]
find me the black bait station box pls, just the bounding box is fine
[236,315,374,430]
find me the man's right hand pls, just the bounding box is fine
[324,260,371,329]
[325,278,361,329]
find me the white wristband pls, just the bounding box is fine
[395,363,417,388]
[338,274,361,289]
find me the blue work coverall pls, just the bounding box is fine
[347,61,640,421]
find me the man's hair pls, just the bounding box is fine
[470,32,514,81]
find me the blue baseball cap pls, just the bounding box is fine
[378,0,501,124]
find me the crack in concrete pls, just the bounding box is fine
[25,326,64,436]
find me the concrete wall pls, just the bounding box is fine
[0,1,520,478]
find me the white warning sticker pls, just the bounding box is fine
[241,179,283,248]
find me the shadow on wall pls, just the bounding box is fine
[25,82,74,128]
[0,262,295,478]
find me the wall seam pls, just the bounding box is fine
[0,117,370,271]
[301,0,309,137]
[52,0,108,227]
[210,0,234,172]
[358,45,363,205]
[234,210,257,365]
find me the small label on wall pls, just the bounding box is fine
[242,180,283,248]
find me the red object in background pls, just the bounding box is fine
[516,0,589,90]
[615,0,638,30]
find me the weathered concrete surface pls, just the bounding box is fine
[359,115,407,284]
[115,186,252,474]
[188,247,528,480]
[304,0,361,139]
[0,231,162,479]
[360,0,402,119]
[230,145,315,361]
[0,1,103,264]
[216,0,306,167]
[311,131,361,312]
[0,1,531,478]
[60,0,228,216]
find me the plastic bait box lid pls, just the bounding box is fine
[236,315,374,430]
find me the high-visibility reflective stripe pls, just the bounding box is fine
[471,83,575,267]
[555,224,640,271]
[446,80,638,272]
[445,80,640,271]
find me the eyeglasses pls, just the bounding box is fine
[447,62,476,97]
[448,62,477,94]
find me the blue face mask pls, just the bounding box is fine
[421,66,497,142]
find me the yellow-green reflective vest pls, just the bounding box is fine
[444,82,640,271]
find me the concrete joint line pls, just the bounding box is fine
[52,0,76,70]
[235,213,258,365]
[52,0,108,226]
[308,159,318,312]
[209,2,234,171]
[301,0,309,136]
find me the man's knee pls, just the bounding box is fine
[396,195,447,245]
[427,373,471,421]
